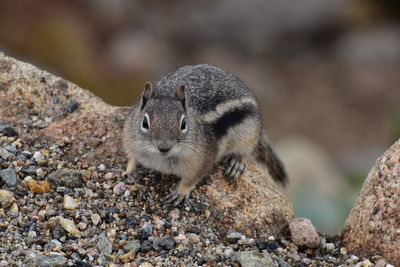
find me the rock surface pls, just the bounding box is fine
[0,51,293,238]
[203,164,294,237]
[1,51,387,266]
[237,251,278,267]
[342,138,400,266]
[0,168,18,186]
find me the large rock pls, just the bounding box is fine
[0,51,293,237]
[342,139,400,266]
[203,163,293,237]
[0,51,127,166]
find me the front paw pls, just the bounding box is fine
[162,189,185,208]
[162,189,199,212]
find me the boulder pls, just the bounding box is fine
[342,138,400,266]
[0,52,294,238]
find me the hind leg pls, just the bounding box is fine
[224,154,247,180]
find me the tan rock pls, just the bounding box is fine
[0,52,127,166]
[57,216,82,238]
[0,189,15,208]
[342,138,400,266]
[27,179,52,194]
[202,163,294,237]
[289,218,320,248]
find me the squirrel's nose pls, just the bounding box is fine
[158,147,171,154]
[157,141,173,154]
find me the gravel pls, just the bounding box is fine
[0,133,394,266]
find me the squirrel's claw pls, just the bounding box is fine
[162,190,185,210]
[224,156,247,180]
[162,190,200,212]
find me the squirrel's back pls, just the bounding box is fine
[156,64,257,115]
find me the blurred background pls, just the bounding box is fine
[1,0,399,234]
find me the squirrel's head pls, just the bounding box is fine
[133,82,192,157]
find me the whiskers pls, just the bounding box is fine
[130,140,155,156]
[176,138,207,157]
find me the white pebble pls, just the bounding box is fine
[355,259,373,267]
[63,195,80,210]
[123,190,131,198]
[104,172,113,179]
[27,231,37,237]
[33,151,45,161]
[224,248,234,258]
[91,213,101,226]
[98,164,106,171]
[325,242,335,252]
[268,235,275,241]
[36,168,45,177]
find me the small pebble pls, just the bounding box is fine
[0,148,14,160]
[63,195,80,210]
[0,189,15,208]
[28,179,52,194]
[355,259,373,267]
[104,172,113,179]
[168,209,180,219]
[98,164,106,171]
[91,214,101,226]
[57,216,81,238]
[0,124,18,137]
[113,182,127,196]
[81,170,92,179]
[325,243,335,252]
[9,202,19,214]
[139,263,153,267]
[123,240,141,253]
[33,151,45,161]
[97,232,112,256]
[289,218,321,249]
[0,168,18,186]
[36,253,67,267]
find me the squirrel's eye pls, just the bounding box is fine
[180,116,187,133]
[141,114,149,132]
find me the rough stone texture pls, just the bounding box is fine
[0,51,127,166]
[342,139,400,266]
[203,163,294,237]
[289,218,321,249]
[237,251,278,267]
[0,189,15,208]
[0,168,18,186]
[36,253,68,267]
[0,52,293,238]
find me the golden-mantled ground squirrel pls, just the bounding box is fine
[123,64,287,208]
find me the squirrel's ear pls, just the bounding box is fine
[175,85,187,112]
[140,82,156,110]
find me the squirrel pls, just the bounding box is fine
[122,64,287,208]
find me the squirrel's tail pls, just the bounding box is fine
[254,130,288,186]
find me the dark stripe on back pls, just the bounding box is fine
[211,106,254,139]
